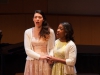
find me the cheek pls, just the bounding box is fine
[60,32,65,37]
[58,33,64,38]
[40,20,43,23]
[40,19,43,22]
[39,22,42,26]
[33,18,35,22]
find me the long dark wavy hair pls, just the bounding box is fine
[34,10,50,40]
[60,22,75,42]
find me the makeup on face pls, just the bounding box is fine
[33,13,44,28]
[56,24,66,39]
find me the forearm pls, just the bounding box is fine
[25,48,40,59]
[52,57,66,64]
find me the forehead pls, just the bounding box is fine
[58,24,64,28]
[34,13,42,17]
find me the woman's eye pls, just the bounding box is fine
[34,16,43,19]
[57,28,64,30]
[61,28,63,30]
[38,16,42,19]
[34,17,36,18]
[60,28,64,30]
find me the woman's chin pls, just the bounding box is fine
[56,36,59,39]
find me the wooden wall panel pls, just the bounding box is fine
[0,15,26,44]
[0,15,100,45]
[91,17,100,45]
[25,14,34,29]
[80,16,93,45]
[0,0,24,13]
[48,0,100,15]
[23,0,48,13]
[68,16,81,44]
[47,15,59,34]
[0,0,48,13]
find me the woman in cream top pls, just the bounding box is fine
[48,22,77,75]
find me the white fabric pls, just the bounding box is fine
[64,40,77,74]
[24,27,55,60]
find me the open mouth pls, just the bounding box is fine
[36,22,39,24]
[56,33,59,36]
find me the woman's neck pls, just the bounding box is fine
[59,38,66,42]
[34,26,42,31]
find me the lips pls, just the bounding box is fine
[56,33,59,36]
[36,22,39,24]
[56,32,59,35]
[56,33,59,38]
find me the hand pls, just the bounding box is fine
[47,60,54,65]
[47,56,54,61]
[46,56,53,64]
[47,56,57,63]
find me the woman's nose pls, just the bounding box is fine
[36,17,39,20]
[57,29,60,32]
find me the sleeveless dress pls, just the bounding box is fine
[24,37,51,75]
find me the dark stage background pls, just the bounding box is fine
[0,43,100,75]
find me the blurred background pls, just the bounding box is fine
[0,0,100,75]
